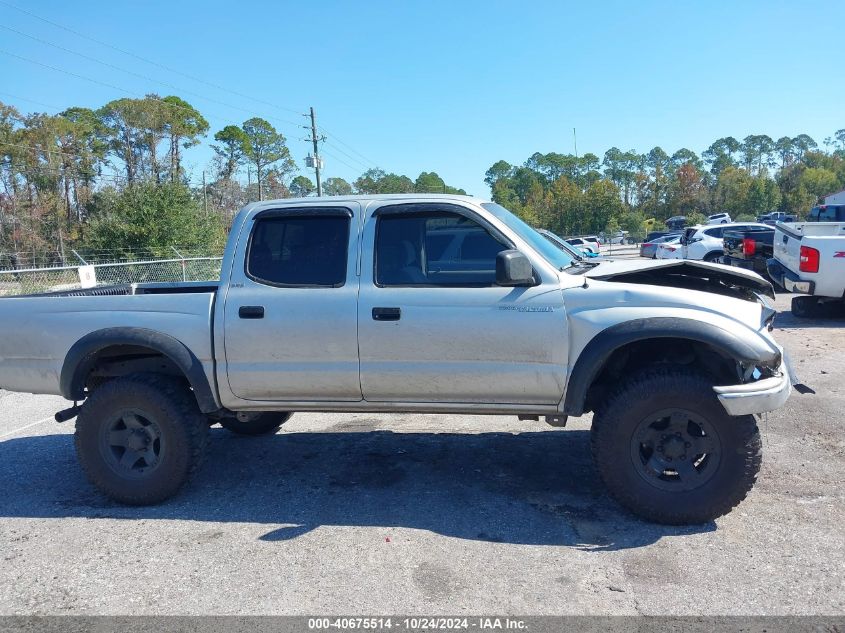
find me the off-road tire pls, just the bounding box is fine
[74,373,209,505]
[789,296,845,318]
[219,412,293,436]
[591,367,761,525]
[791,296,820,318]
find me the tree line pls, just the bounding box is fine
[486,132,845,239]
[2,92,844,266]
[0,95,464,267]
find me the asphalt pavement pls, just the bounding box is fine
[0,292,843,615]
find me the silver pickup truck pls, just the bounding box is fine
[0,194,791,524]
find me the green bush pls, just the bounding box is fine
[83,181,226,259]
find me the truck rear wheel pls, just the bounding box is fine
[591,367,761,525]
[219,412,292,436]
[74,373,209,505]
[791,296,821,318]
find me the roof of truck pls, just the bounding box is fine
[243,193,488,209]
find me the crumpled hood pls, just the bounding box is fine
[581,258,774,300]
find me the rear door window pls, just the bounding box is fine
[246,215,350,287]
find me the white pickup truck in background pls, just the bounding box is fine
[767,221,845,317]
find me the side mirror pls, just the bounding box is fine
[496,250,534,286]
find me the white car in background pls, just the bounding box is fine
[681,222,770,262]
[655,235,682,259]
[707,212,732,225]
[565,236,600,254]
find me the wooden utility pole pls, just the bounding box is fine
[58,226,66,266]
[202,171,208,214]
[309,107,323,196]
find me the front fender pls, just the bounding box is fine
[562,316,781,416]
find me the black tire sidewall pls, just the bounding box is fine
[792,296,826,318]
[592,369,761,524]
[75,376,201,504]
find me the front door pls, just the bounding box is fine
[223,204,362,401]
[357,202,568,405]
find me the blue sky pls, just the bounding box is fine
[2,0,844,196]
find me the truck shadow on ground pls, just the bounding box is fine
[774,309,845,330]
[0,427,714,550]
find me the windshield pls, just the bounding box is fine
[481,203,575,269]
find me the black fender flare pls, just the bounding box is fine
[562,317,780,416]
[60,327,219,413]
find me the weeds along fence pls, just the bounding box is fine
[0,257,223,297]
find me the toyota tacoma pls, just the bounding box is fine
[0,195,792,524]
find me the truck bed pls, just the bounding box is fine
[0,283,218,397]
[723,228,773,277]
[772,222,845,298]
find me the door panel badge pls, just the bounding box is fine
[498,305,555,313]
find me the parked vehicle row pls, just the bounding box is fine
[681,222,771,262]
[641,205,845,320]
[536,229,600,259]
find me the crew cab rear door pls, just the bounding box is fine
[221,203,362,402]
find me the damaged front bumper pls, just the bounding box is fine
[713,362,791,416]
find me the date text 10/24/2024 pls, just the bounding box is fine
[308,617,527,630]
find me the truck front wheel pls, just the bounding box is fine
[591,367,761,525]
[74,373,209,505]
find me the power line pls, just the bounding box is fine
[0,49,222,124]
[0,90,62,113]
[0,49,301,138]
[0,0,305,118]
[322,139,372,171]
[319,148,364,175]
[1,2,382,177]
[319,125,379,168]
[1,140,98,161]
[2,162,147,185]
[0,24,302,131]
[2,154,205,186]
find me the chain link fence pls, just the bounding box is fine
[0,257,223,297]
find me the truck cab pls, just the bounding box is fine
[807,204,845,223]
[218,197,573,407]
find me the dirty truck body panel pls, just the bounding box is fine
[0,290,216,403]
